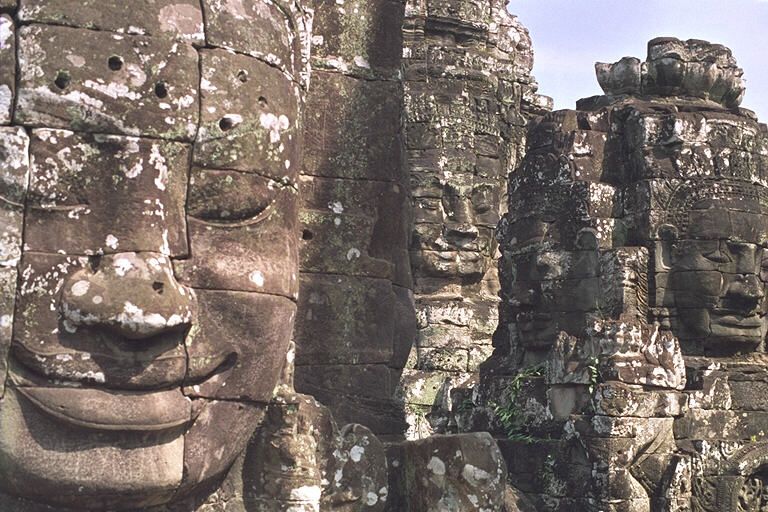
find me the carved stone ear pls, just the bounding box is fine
[657,224,679,241]
[655,224,679,271]
[576,228,598,250]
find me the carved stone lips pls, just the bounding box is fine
[15,386,193,432]
[8,346,233,431]
[713,314,762,328]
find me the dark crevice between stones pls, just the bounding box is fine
[11,11,20,121]
[196,0,209,47]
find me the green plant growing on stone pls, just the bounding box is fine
[457,397,476,413]
[491,363,545,443]
[586,355,600,395]
[538,453,556,490]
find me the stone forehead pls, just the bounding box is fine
[662,179,768,238]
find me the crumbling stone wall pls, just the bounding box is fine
[293,0,417,438]
[398,0,550,438]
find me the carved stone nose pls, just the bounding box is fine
[60,252,196,339]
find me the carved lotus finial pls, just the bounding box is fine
[595,37,745,108]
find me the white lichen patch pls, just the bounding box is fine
[249,270,265,287]
[427,456,446,475]
[150,144,168,191]
[70,280,90,297]
[349,445,364,462]
[346,248,361,261]
[105,234,119,250]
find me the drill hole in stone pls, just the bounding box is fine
[236,70,248,83]
[258,96,268,108]
[54,70,71,90]
[88,255,102,272]
[219,116,234,131]
[152,282,165,294]
[302,229,314,241]
[108,55,124,71]
[154,81,168,99]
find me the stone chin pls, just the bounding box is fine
[0,385,265,510]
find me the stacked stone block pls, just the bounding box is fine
[293,0,417,438]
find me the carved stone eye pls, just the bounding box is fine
[186,169,282,224]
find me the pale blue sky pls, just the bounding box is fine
[508,0,768,121]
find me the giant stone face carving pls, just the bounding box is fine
[660,184,768,355]
[0,1,304,509]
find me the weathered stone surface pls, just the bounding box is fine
[201,0,301,79]
[0,15,14,124]
[0,3,310,509]
[295,274,395,365]
[25,129,190,256]
[309,0,404,78]
[182,291,295,402]
[175,189,299,298]
[296,364,407,435]
[18,0,204,44]
[239,391,388,512]
[395,432,508,512]
[0,384,184,509]
[399,0,544,435]
[194,48,300,179]
[299,176,411,286]
[0,126,29,400]
[302,72,404,183]
[475,38,767,511]
[0,266,14,397]
[15,24,199,139]
[177,400,266,500]
[292,0,414,439]
[0,126,29,266]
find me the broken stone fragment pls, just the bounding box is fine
[0,14,14,124]
[236,390,388,511]
[595,56,642,96]
[391,432,508,511]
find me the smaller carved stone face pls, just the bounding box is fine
[663,202,768,354]
[505,247,600,351]
[412,172,501,278]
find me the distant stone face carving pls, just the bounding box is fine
[0,1,306,509]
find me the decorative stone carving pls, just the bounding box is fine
[596,37,746,108]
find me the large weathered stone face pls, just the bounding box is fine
[662,196,768,355]
[0,2,304,509]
